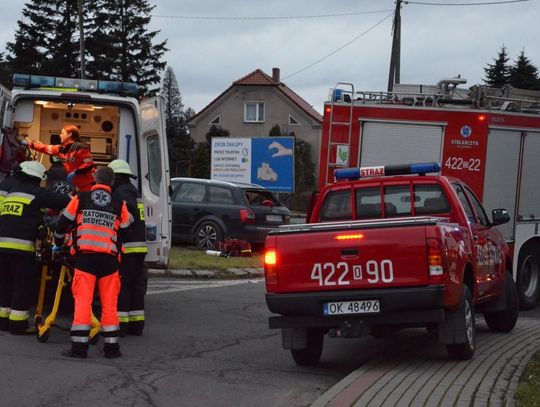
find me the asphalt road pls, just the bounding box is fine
[1,279,539,407]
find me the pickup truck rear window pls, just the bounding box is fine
[354,183,450,219]
[320,189,352,221]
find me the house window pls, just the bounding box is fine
[289,115,300,125]
[244,102,264,123]
[209,115,221,125]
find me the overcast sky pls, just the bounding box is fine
[1,0,539,114]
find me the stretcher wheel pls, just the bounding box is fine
[89,334,99,345]
[37,330,49,343]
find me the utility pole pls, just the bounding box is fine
[78,0,86,79]
[387,0,402,92]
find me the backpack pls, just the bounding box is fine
[217,238,252,257]
[0,127,26,175]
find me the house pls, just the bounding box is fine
[186,67,323,181]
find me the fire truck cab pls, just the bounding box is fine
[0,74,171,267]
[320,78,540,309]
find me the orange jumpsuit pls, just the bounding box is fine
[28,140,96,191]
[55,184,133,357]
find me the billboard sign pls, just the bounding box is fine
[211,137,294,192]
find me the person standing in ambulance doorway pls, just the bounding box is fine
[0,161,70,334]
[54,167,133,358]
[21,125,96,192]
[108,159,147,336]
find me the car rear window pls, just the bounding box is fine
[244,189,279,206]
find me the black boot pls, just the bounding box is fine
[62,342,88,359]
[128,321,144,336]
[119,322,128,338]
[103,343,122,359]
[0,318,9,331]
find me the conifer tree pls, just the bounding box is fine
[191,125,230,179]
[86,0,167,93]
[5,0,57,75]
[510,50,540,90]
[483,45,510,88]
[0,52,10,87]
[160,66,195,176]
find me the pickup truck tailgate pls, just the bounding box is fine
[267,217,440,293]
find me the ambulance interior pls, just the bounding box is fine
[12,99,134,175]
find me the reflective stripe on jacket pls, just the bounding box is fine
[0,173,70,254]
[55,184,133,255]
[111,180,147,255]
[28,140,96,190]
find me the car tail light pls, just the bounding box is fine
[426,238,444,276]
[240,208,256,224]
[264,249,278,286]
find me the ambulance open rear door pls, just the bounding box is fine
[139,97,172,267]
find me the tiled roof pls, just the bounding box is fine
[188,69,322,124]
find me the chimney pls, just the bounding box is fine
[272,67,280,83]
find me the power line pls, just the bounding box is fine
[405,0,530,6]
[151,9,394,21]
[283,12,395,80]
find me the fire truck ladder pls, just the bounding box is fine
[326,83,354,184]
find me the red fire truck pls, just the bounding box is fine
[319,78,540,309]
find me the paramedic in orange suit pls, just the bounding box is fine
[54,167,133,358]
[24,125,96,191]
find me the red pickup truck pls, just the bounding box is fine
[264,163,518,365]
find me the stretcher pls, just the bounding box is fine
[34,231,100,343]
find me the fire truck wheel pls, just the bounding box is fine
[37,330,49,343]
[484,272,518,333]
[446,286,475,360]
[195,221,223,250]
[290,329,324,366]
[517,244,540,310]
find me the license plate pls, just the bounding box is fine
[323,300,380,315]
[266,214,282,222]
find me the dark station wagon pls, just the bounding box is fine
[170,177,291,249]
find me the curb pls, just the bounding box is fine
[148,267,264,279]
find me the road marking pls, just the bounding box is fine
[146,278,263,295]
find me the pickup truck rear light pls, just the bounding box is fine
[427,238,444,276]
[264,249,278,285]
[240,208,256,224]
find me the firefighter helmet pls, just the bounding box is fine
[19,160,47,180]
[108,159,134,176]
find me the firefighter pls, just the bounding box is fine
[108,159,147,336]
[0,161,70,334]
[22,125,96,192]
[54,167,133,359]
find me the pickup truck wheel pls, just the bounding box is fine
[484,272,518,333]
[290,329,324,366]
[195,221,223,250]
[446,286,475,360]
[517,245,539,310]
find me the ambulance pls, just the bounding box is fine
[0,74,171,267]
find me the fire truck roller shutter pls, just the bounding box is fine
[359,121,444,167]
[482,129,521,241]
[518,132,540,221]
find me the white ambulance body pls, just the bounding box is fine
[321,78,540,308]
[0,74,171,267]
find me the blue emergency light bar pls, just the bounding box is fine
[13,73,139,96]
[334,162,441,181]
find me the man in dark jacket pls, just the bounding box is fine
[108,159,147,336]
[0,161,70,334]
